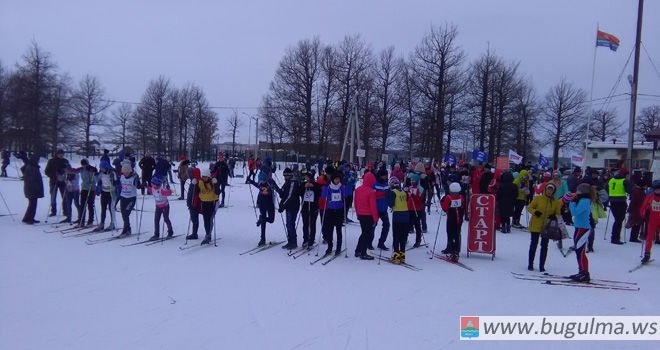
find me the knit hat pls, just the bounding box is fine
[411,174,420,183]
[388,176,400,187]
[121,162,132,175]
[449,182,461,193]
[376,168,388,179]
[562,193,573,202]
[576,183,591,194]
[283,168,293,177]
[151,176,162,186]
[258,172,266,182]
[543,172,551,179]
[179,155,185,161]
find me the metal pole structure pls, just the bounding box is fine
[354,101,362,168]
[627,0,644,172]
[340,113,352,162]
[584,22,599,161]
[349,109,355,165]
[254,117,259,160]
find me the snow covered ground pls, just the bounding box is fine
[0,158,657,349]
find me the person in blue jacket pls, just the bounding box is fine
[250,171,280,247]
[321,172,346,255]
[372,168,390,251]
[569,183,593,282]
[343,163,357,223]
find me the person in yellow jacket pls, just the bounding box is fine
[512,169,530,228]
[527,182,561,271]
[197,167,219,244]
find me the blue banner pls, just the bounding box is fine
[538,153,549,169]
[444,153,457,166]
[472,149,488,163]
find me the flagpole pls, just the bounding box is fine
[584,22,599,163]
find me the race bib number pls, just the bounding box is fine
[450,199,462,208]
[331,193,341,202]
[303,191,314,202]
[101,176,111,188]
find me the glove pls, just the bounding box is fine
[534,210,542,217]
[278,207,285,213]
[191,178,198,185]
[548,215,557,221]
[212,178,218,184]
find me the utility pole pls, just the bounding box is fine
[627,0,644,171]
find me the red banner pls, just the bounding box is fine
[467,194,496,259]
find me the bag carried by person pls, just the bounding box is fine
[541,218,568,241]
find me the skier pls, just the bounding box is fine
[44,149,70,217]
[246,155,256,183]
[147,176,174,241]
[627,175,646,242]
[441,182,465,261]
[639,180,660,264]
[387,176,409,264]
[569,183,593,282]
[353,172,378,260]
[100,149,110,163]
[19,152,43,224]
[214,153,230,207]
[300,170,321,248]
[550,170,568,200]
[372,168,391,251]
[608,169,631,244]
[61,168,81,224]
[496,172,518,233]
[94,159,117,232]
[177,156,190,200]
[250,171,279,246]
[198,167,219,245]
[138,153,155,195]
[527,182,561,272]
[343,163,357,223]
[566,167,581,193]
[406,173,425,248]
[78,159,97,227]
[118,162,141,237]
[186,167,202,240]
[277,167,301,249]
[321,172,346,256]
[228,157,236,178]
[1,149,10,177]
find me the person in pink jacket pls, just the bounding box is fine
[354,172,379,260]
[391,163,404,183]
[147,176,174,241]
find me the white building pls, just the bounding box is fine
[584,141,653,170]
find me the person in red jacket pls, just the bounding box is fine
[639,181,660,264]
[441,182,465,261]
[354,172,379,260]
[471,164,484,195]
[407,173,425,248]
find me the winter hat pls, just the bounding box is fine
[576,183,591,194]
[121,162,132,175]
[543,172,552,180]
[653,180,660,190]
[325,166,335,176]
[545,182,557,194]
[562,193,573,202]
[179,155,185,161]
[376,168,388,179]
[56,149,64,155]
[151,176,162,186]
[411,174,420,183]
[200,167,211,178]
[388,176,400,187]
[100,159,112,170]
[449,182,461,193]
[81,159,88,166]
[448,174,459,183]
[513,172,520,179]
[283,168,293,177]
[191,168,201,181]
[332,172,342,182]
[304,170,315,181]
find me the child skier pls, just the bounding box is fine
[61,167,81,224]
[354,172,378,260]
[277,168,301,249]
[300,171,321,248]
[569,183,593,282]
[373,168,391,251]
[118,162,141,237]
[441,182,465,261]
[387,177,409,263]
[639,180,660,264]
[186,168,202,240]
[198,167,219,245]
[406,173,425,248]
[94,160,118,232]
[321,172,346,256]
[250,171,279,246]
[78,159,97,227]
[147,176,174,241]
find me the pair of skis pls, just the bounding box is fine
[427,251,474,271]
[238,241,286,255]
[629,259,655,273]
[178,237,223,251]
[375,255,422,271]
[511,272,639,291]
[288,244,318,259]
[121,234,183,247]
[310,249,346,265]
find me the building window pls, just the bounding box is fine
[592,152,598,159]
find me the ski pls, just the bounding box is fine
[321,249,346,265]
[239,245,266,255]
[85,234,135,245]
[120,238,155,247]
[512,275,638,289]
[511,272,637,286]
[144,234,182,246]
[375,256,422,271]
[248,241,285,255]
[310,252,333,265]
[406,243,429,251]
[540,280,639,292]
[178,238,222,251]
[65,228,107,238]
[292,245,318,259]
[427,252,474,271]
[629,259,655,273]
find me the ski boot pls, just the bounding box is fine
[360,253,374,260]
[570,271,590,282]
[166,231,174,238]
[441,248,450,254]
[399,252,406,264]
[148,234,160,242]
[641,253,651,264]
[200,234,212,245]
[325,247,333,256]
[103,224,116,232]
[92,224,105,232]
[450,253,459,263]
[258,239,266,247]
[389,252,400,264]
[59,217,71,224]
[377,243,389,251]
[186,233,198,240]
[412,241,421,248]
[117,228,131,238]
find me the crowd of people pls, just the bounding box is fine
[6,149,660,282]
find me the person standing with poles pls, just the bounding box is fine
[138,153,155,195]
[300,170,321,248]
[19,152,44,224]
[1,149,10,177]
[78,159,98,227]
[118,162,141,237]
[608,169,631,245]
[353,172,378,260]
[94,160,118,232]
[214,153,230,208]
[177,156,190,200]
[198,167,219,245]
[372,168,391,251]
[440,182,465,262]
[387,177,409,264]
[44,149,70,217]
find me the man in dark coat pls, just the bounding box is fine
[478,164,494,194]
[496,172,518,233]
[214,153,230,207]
[20,153,44,224]
[1,150,10,177]
[566,167,581,193]
[44,149,70,216]
[138,153,155,195]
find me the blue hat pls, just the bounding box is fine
[151,176,162,186]
[258,172,266,182]
[100,159,112,170]
[411,174,420,183]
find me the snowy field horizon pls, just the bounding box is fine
[0,158,657,350]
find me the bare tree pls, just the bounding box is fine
[589,108,624,142]
[70,74,112,156]
[374,46,401,156]
[542,78,587,168]
[107,103,133,152]
[226,110,243,155]
[635,105,660,139]
[137,76,170,155]
[511,79,539,161]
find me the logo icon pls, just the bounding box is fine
[461,316,479,338]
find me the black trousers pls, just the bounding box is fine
[219,182,226,204]
[189,209,199,236]
[80,190,95,224]
[392,221,408,253]
[202,201,215,236]
[23,198,37,222]
[356,215,374,255]
[529,232,549,269]
[409,210,422,242]
[49,179,65,215]
[1,162,8,176]
[610,201,627,242]
[513,199,526,225]
[99,191,112,225]
[301,207,318,244]
[446,220,462,253]
[120,197,136,232]
[374,211,390,246]
[323,208,343,251]
[259,205,275,241]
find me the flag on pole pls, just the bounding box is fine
[596,30,620,52]
[571,154,584,166]
[472,149,488,163]
[444,153,457,166]
[538,153,549,169]
[508,149,522,164]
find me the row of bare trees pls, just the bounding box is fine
[0,42,219,159]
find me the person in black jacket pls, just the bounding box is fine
[496,171,519,233]
[277,167,301,249]
[479,164,494,194]
[214,153,230,207]
[1,150,10,177]
[44,149,70,216]
[300,170,321,248]
[19,152,44,224]
[138,153,155,195]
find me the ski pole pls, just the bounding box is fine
[247,181,258,220]
[343,197,348,258]
[213,201,218,247]
[137,193,146,241]
[185,215,191,246]
[45,179,58,223]
[430,208,444,260]
[604,208,611,241]
[0,190,16,221]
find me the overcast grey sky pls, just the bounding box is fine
[2,0,659,151]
